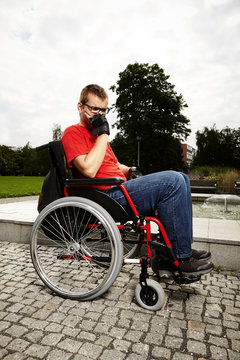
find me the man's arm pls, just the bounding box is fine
[73,134,108,178]
[117,162,130,177]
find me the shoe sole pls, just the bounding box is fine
[181,266,213,278]
[193,255,211,261]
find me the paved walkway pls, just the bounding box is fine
[0,197,239,359]
[0,241,239,360]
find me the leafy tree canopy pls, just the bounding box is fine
[52,123,62,141]
[110,62,191,172]
[193,125,240,169]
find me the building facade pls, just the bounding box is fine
[181,144,196,166]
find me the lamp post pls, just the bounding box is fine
[136,136,141,167]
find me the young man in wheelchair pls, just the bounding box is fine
[61,84,213,278]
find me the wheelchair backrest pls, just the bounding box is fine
[37,141,136,222]
[37,140,72,212]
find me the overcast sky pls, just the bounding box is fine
[0,0,239,149]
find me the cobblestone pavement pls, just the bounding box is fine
[0,242,239,360]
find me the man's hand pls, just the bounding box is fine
[89,114,110,136]
[129,166,143,179]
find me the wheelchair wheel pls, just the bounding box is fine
[30,197,123,301]
[135,279,165,311]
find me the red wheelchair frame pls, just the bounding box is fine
[32,141,201,311]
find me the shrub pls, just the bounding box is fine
[217,169,240,193]
[189,166,240,193]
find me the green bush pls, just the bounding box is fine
[189,166,240,193]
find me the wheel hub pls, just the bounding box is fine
[68,242,80,254]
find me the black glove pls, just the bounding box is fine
[129,166,143,179]
[89,114,110,136]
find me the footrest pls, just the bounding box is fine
[174,274,201,284]
[150,240,165,250]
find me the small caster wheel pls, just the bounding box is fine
[135,279,165,311]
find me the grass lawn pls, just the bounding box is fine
[0,176,44,198]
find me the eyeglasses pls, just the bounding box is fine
[82,102,110,114]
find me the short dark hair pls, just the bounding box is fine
[80,84,108,104]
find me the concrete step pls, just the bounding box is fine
[0,197,239,270]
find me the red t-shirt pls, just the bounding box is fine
[61,123,127,190]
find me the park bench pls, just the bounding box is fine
[190,179,217,194]
[234,181,240,195]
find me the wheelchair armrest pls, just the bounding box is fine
[65,177,125,186]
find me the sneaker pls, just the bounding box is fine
[192,249,211,261]
[179,257,213,277]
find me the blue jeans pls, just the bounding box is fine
[105,171,193,259]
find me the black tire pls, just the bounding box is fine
[135,279,165,311]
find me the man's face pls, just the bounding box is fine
[78,93,108,129]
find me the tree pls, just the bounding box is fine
[0,145,22,175]
[193,125,240,168]
[110,62,190,172]
[52,123,62,141]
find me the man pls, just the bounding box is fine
[61,84,213,277]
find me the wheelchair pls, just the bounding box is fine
[30,141,201,311]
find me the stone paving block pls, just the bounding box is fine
[78,330,96,342]
[45,322,64,333]
[5,324,28,337]
[61,314,80,328]
[95,334,113,347]
[6,338,30,352]
[165,335,183,349]
[94,321,111,334]
[206,323,223,336]
[210,344,228,359]
[226,328,240,340]
[231,339,240,352]
[113,338,131,352]
[187,329,204,341]
[109,326,126,339]
[101,314,118,326]
[0,335,12,347]
[100,348,126,360]
[208,334,229,348]
[152,346,172,359]
[24,330,44,343]
[62,326,80,337]
[124,330,143,342]
[228,349,240,360]
[187,339,207,355]
[124,353,148,360]
[172,353,193,360]
[4,313,22,323]
[46,349,72,360]
[80,342,103,359]
[0,320,11,332]
[132,342,149,355]
[57,338,82,353]
[0,349,8,359]
[23,343,51,359]
[168,325,183,337]
[40,333,63,346]
[2,352,26,360]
